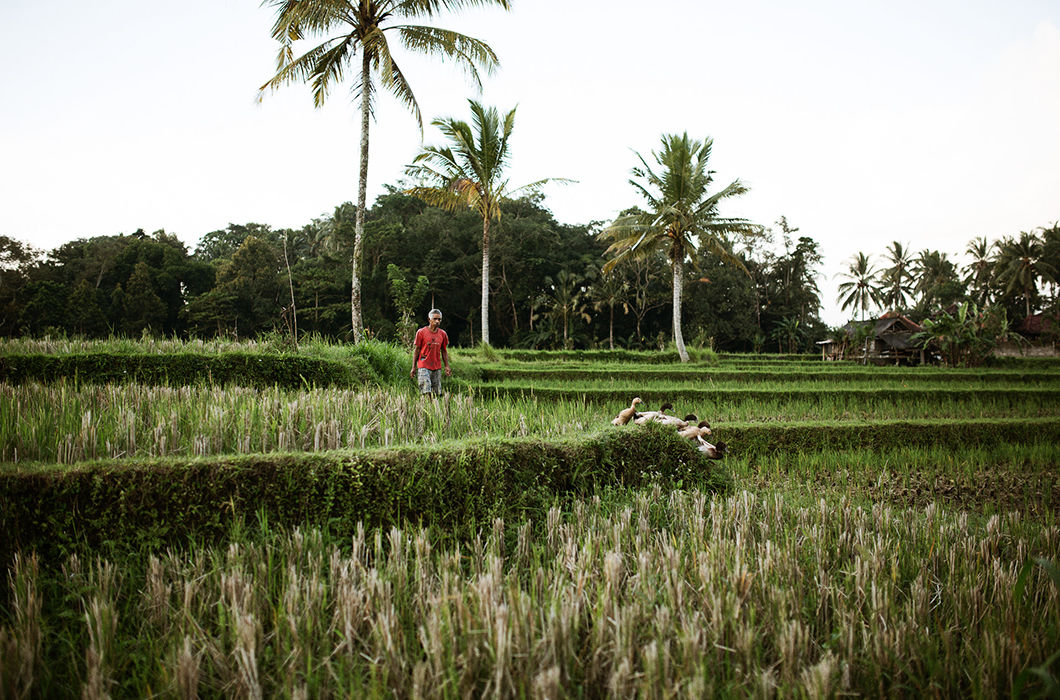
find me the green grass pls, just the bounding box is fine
[3,338,1059,698]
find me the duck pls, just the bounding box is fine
[697,438,728,459]
[633,402,674,425]
[611,397,644,426]
[659,413,698,429]
[677,420,712,440]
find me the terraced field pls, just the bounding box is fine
[1,341,1058,697]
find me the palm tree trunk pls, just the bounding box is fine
[608,302,614,350]
[350,52,371,343]
[480,216,491,346]
[672,259,689,362]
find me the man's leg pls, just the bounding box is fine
[417,368,433,394]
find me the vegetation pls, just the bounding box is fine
[1,488,1056,697]
[405,100,568,346]
[257,0,510,340]
[601,133,758,362]
[2,342,1059,696]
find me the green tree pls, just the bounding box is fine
[213,236,284,337]
[588,270,629,350]
[405,100,568,346]
[69,279,109,337]
[770,316,803,353]
[913,249,963,315]
[836,252,880,321]
[913,302,1015,367]
[994,231,1057,319]
[1039,222,1060,307]
[387,263,430,348]
[879,241,914,312]
[18,281,68,335]
[259,0,508,342]
[601,133,757,362]
[121,261,167,335]
[0,236,40,336]
[543,269,590,349]
[963,236,995,307]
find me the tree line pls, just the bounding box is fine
[0,191,828,352]
[837,227,1060,326]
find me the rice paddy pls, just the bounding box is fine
[2,338,1058,697]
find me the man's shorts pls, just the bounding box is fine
[417,367,443,394]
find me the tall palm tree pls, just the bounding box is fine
[836,252,881,321]
[913,249,959,311]
[600,133,757,362]
[404,100,568,346]
[879,241,914,312]
[963,236,995,307]
[543,269,590,349]
[589,270,629,350]
[1041,222,1060,305]
[259,0,509,342]
[994,231,1057,318]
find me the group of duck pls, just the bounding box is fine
[611,397,728,459]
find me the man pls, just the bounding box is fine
[410,308,451,395]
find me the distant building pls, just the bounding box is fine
[817,312,925,364]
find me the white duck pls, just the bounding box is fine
[696,438,727,459]
[633,402,674,425]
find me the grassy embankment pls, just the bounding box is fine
[1,338,1058,697]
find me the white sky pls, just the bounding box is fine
[1,0,1058,326]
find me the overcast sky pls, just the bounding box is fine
[1,0,1057,325]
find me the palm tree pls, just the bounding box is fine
[913,249,959,311]
[963,236,995,307]
[994,231,1057,318]
[258,0,509,342]
[1041,222,1060,305]
[589,270,629,350]
[879,241,914,312]
[836,252,881,321]
[543,269,590,349]
[601,133,757,362]
[404,100,568,346]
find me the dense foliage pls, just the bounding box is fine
[0,192,831,352]
[2,199,1055,353]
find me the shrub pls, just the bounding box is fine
[0,352,374,388]
[0,427,728,564]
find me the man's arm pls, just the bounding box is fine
[442,345,451,376]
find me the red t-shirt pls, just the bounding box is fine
[414,327,449,370]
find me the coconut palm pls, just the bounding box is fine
[589,270,629,350]
[994,231,1057,318]
[259,0,509,342]
[601,133,757,362]
[836,252,881,321]
[963,236,995,307]
[543,269,591,349]
[913,249,959,311]
[404,100,568,345]
[879,241,914,312]
[1041,222,1060,305]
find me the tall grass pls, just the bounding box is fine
[0,382,602,465]
[3,380,1058,465]
[3,489,1057,697]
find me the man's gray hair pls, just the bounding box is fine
[428,308,442,319]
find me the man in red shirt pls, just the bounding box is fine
[410,308,451,395]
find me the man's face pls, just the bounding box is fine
[429,314,441,330]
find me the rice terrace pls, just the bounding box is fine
[1,337,1058,697]
[2,0,1060,697]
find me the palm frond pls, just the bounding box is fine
[397,25,501,91]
